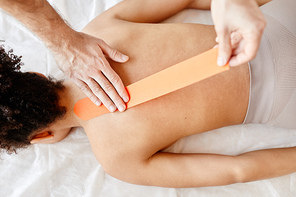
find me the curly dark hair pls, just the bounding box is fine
[0,46,66,154]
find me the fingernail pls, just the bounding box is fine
[95,101,101,106]
[217,57,226,66]
[109,105,116,112]
[121,54,129,61]
[123,97,129,103]
[118,104,125,112]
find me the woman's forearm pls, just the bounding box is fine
[237,147,296,182]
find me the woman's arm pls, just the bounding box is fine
[98,0,268,24]
[94,0,211,24]
[105,147,296,188]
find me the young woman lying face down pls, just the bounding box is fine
[1,0,296,188]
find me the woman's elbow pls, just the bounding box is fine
[100,158,148,185]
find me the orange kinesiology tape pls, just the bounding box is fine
[74,48,229,120]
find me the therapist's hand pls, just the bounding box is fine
[0,0,129,112]
[52,31,129,112]
[211,0,266,67]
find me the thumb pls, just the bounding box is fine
[99,40,129,63]
[216,30,232,66]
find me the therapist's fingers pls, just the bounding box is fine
[99,39,129,63]
[215,36,219,43]
[91,71,127,112]
[215,32,242,66]
[229,40,259,67]
[215,32,241,50]
[72,78,102,106]
[229,30,262,67]
[230,32,242,49]
[216,29,232,67]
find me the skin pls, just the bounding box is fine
[30,0,296,188]
[0,0,268,109]
[0,0,129,112]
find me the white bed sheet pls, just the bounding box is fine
[0,0,296,196]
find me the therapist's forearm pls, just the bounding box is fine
[0,0,74,49]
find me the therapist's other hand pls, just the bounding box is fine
[52,31,129,112]
[211,0,266,67]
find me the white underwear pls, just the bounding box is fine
[244,0,296,129]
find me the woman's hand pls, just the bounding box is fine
[211,0,266,67]
[52,31,129,112]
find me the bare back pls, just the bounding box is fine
[81,19,250,162]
